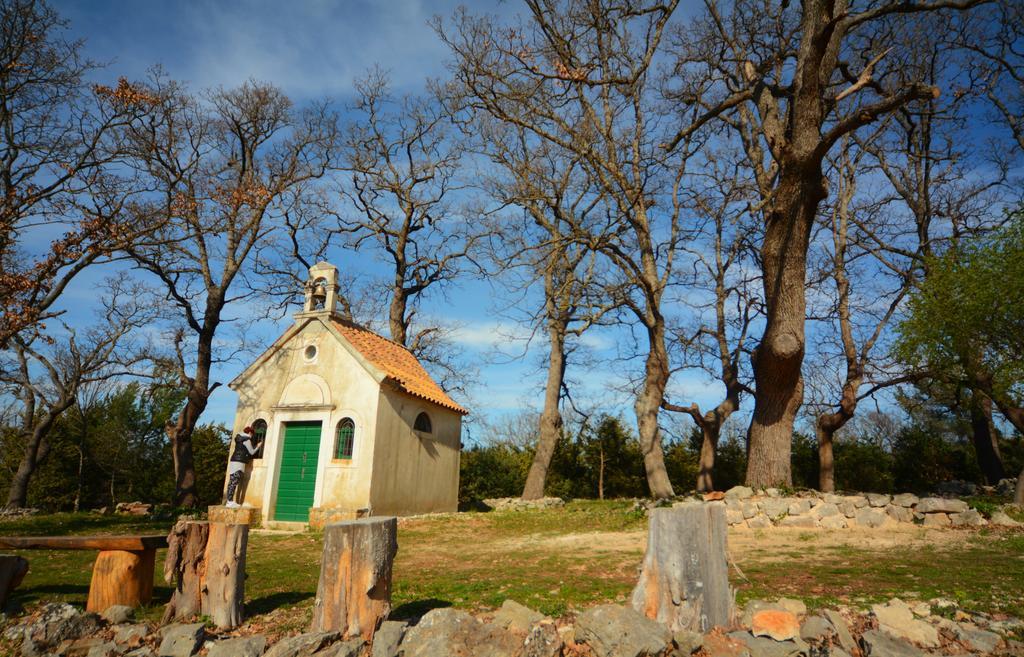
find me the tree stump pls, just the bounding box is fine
[631,502,733,632]
[202,522,248,629]
[87,549,155,612]
[163,520,210,623]
[312,517,398,639]
[0,555,29,609]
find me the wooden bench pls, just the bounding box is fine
[0,535,168,612]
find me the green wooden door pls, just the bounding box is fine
[275,421,322,521]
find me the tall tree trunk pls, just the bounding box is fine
[969,393,1005,485]
[635,323,675,499]
[169,331,216,508]
[388,284,409,347]
[522,316,567,500]
[5,407,65,509]
[746,170,824,488]
[696,424,719,493]
[988,398,1024,504]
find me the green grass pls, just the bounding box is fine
[1,501,1022,631]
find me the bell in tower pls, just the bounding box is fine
[302,262,340,315]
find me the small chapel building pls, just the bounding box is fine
[224,262,467,527]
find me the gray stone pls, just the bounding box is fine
[114,623,150,648]
[854,507,888,528]
[776,598,806,617]
[725,509,746,526]
[839,502,858,518]
[158,623,206,657]
[523,621,563,657]
[950,509,987,527]
[728,632,810,657]
[124,649,156,657]
[23,603,101,653]
[823,610,857,655]
[725,486,754,500]
[866,493,892,507]
[87,642,119,657]
[671,630,702,656]
[810,503,840,520]
[957,627,1001,653]
[574,604,671,657]
[492,599,546,634]
[208,636,268,657]
[871,599,939,648]
[799,615,833,641]
[314,638,365,657]
[764,488,781,498]
[892,493,919,508]
[845,495,869,508]
[886,505,914,523]
[100,605,134,625]
[819,515,848,529]
[401,608,519,657]
[746,515,772,529]
[371,621,407,657]
[760,498,789,520]
[859,629,927,657]
[787,499,811,515]
[740,501,758,519]
[740,600,786,628]
[922,512,951,527]
[823,493,844,505]
[263,632,338,657]
[779,514,816,528]
[990,510,1021,526]
[915,497,968,514]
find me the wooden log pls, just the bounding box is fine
[162,520,210,623]
[201,523,248,629]
[0,555,29,609]
[0,535,167,551]
[631,502,733,632]
[312,517,398,639]
[86,549,155,612]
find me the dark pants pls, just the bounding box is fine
[225,471,244,503]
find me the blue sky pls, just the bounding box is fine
[43,0,729,441]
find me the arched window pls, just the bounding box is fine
[413,412,432,434]
[335,418,355,459]
[252,419,268,459]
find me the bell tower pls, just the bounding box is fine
[301,262,341,316]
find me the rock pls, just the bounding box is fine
[810,503,840,520]
[871,599,940,648]
[860,629,927,657]
[371,621,407,657]
[86,642,119,657]
[787,500,811,515]
[990,510,1021,526]
[124,648,156,657]
[492,600,546,635]
[727,631,806,657]
[114,623,150,648]
[760,499,789,520]
[574,604,671,657]
[23,603,101,652]
[703,491,726,501]
[778,515,817,528]
[839,502,858,518]
[401,608,519,657]
[158,623,206,657]
[671,629,702,655]
[776,598,806,617]
[799,615,833,641]
[523,621,563,657]
[725,509,746,526]
[950,509,987,527]
[314,638,364,657]
[892,493,919,507]
[115,501,153,516]
[100,605,134,625]
[957,627,1001,653]
[823,609,857,655]
[740,600,781,627]
[700,633,749,657]
[746,515,772,529]
[922,512,951,527]
[886,505,914,523]
[725,486,754,500]
[482,497,565,511]
[936,480,977,497]
[264,632,339,657]
[764,488,781,498]
[866,493,891,507]
[823,493,844,505]
[819,515,848,529]
[915,497,968,514]
[751,610,800,641]
[739,501,758,519]
[909,602,930,617]
[845,495,869,508]
[995,478,1017,496]
[854,507,889,528]
[207,636,268,657]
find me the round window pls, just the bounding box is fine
[304,344,318,361]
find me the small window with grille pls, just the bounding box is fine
[335,418,355,460]
[252,419,268,459]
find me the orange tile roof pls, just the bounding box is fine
[332,320,468,415]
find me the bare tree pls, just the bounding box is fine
[438,0,691,498]
[121,75,337,507]
[476,120,617,500]
[335,70,478,357]
[0,284,149,509]
[665,0,983,486]
[0,0,155,347]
